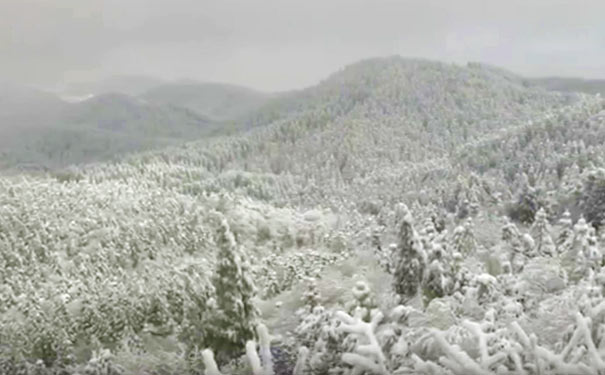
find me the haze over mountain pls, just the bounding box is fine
[57,75,167,97]
[0,78,278,169]
[141,81,272,121]
[0,86,219,170]
[0,83,67,125]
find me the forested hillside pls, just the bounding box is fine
[58,75,167,97]
[142,82,272,122]
[0,91,218,170]
[2,57,605,374]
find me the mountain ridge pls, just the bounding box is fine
[141,81,272,121]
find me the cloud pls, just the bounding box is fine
[1,0,604,91]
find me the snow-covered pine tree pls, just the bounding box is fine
[521,232,537,258]
[423,242,451,304]
[392,204,426,304]
[579,167,605,229]
[451,218,477,256]
[205,219,259,363]
[563,217,593,282]
[531,207,555,256]
[302,278,321,311]
[346,280,377,322]
[501,218,524,273]
[556,210,574,256]
[419,217,437,247]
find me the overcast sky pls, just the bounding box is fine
[2,0,604,92]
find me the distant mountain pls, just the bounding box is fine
[64,93,215,136]
[59,75,166,97]
[529,77,605,95]
[141,81,272,121]
[0,83,67,126]
[0,78,287,170]
[0,90,219,170]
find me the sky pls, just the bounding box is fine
[1,0,604,92]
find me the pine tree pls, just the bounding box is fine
[561,217,596,282]
[451,218,477,256]
[346,280,377,322]
[542,233,556,258]
[572,217,591,259]
[501,218,524,273]
[423,254,447,304]
[579,168,605,228]
[556,210,574,256]
[531,207,554,256]
[302,278,321,311]
[205,219,259,363]
[521,232,537,258]
[392,204,426,303]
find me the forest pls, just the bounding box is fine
[2,57,605,374]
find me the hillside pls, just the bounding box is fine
[142,81,272,122]
[0,91,219,170]
[0,83,67,128]
[2,57,605,374]
[0,80,280,170]
[58,75,167,97]
[113,58,580,207]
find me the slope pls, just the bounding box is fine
[58,74,167,97]
[98,57,581,208]
[0,83,67,131]
[0,92,219,170]
[141,81,272,122]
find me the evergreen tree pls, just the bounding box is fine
[451,218,477,256]
[542,233,556,258]
[393,204,426,303]
[302,278,321,311]
[205,219,259,363]
[556,210,574,256]
[531,207,554,256]
[521,232,537,258]
[423,242,451,304]
[501,218,524,273]
[579,168,605,228]
[346,280,377,322]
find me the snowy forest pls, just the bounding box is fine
[2,56,605,375]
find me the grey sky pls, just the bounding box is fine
[2,0,604,92]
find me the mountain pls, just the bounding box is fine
[0,79,282,170]
[0,91,218,170]
[63,93,214,136]
[141,81,272,121]
[3,57,605,373]
[137,58,580,204]
[59,74,166,97]
[0,83,67,126]
[530,76,605,95]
